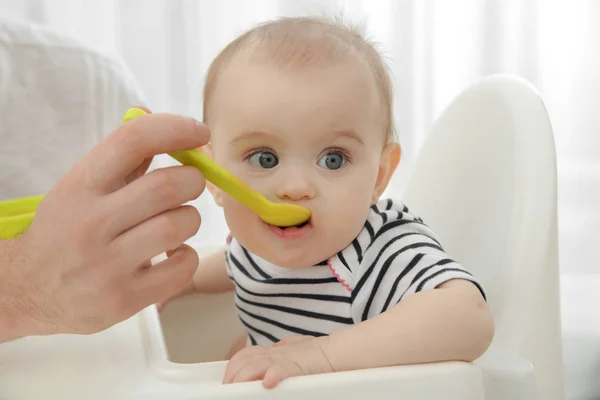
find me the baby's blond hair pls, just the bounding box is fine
[203,16,396,142]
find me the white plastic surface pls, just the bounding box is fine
[0,300,485,400]
[150,303,485,399]
[403,74,563,399]
[0,314,150,399]
[475,353,538,400]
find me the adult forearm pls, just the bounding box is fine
[320,280,494,371]
[0,311,27,343]
[0,238,36,343]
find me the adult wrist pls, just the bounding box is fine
[0,237,45,343]
[0,307,30,343]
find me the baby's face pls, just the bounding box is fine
[207,54,397,267]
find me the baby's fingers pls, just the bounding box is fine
[222,358,248,384]
[223,348,265,384]
[263,364,293,389]
[228,358,272,385]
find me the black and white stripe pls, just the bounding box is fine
[226,198,484,347]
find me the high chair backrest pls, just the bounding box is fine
[402,75,563,400]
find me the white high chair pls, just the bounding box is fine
[0,17,562,398]
[154,75,563,399]
[402,74,564,400]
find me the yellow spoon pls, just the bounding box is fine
[0,194,44,217]
[123,107,311,227]
[0,194,42,239]
[0,109,311,239]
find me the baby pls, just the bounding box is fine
[169,16,493,388]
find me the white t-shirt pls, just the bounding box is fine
[0,19,144,200]
[226,198,485,346]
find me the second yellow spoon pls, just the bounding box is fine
[123,108,311,227]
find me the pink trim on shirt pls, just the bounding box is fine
[328,259,352,293]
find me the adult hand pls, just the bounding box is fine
[0,108,209,342]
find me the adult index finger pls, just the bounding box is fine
[83,112,210,193]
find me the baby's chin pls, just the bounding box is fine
[237,226,355,268]
[261,249,325,268]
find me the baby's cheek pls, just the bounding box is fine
[326,190,371,242]
[336,176,376,208]
[223,198,253,235]
[223,198,268,252]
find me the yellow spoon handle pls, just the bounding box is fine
[0,195,41,239]
[0,212,34,239]
[123,108,269,215]
[168,150,265,214]
[0,194,44,218]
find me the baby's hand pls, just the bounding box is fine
[222,335,334,388]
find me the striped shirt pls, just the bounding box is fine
[225,198,484,347]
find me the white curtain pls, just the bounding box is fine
[2,0,596,276]
[1,1,599,397]
[0,0,597,270]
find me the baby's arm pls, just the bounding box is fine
[222,279,493,388]
[320,279,493,371]
[189,249,234,294]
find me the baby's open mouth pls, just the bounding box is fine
[279,219,310,230]
[268,218,312,240]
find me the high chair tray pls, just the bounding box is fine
[0,305,489,399]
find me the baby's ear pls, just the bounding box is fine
[372,142,401,204]
[199,144,224,207]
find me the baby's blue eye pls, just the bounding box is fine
[249,151,279,169]
[318,152,346,170]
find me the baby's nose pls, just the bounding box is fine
[276,173,316,201]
